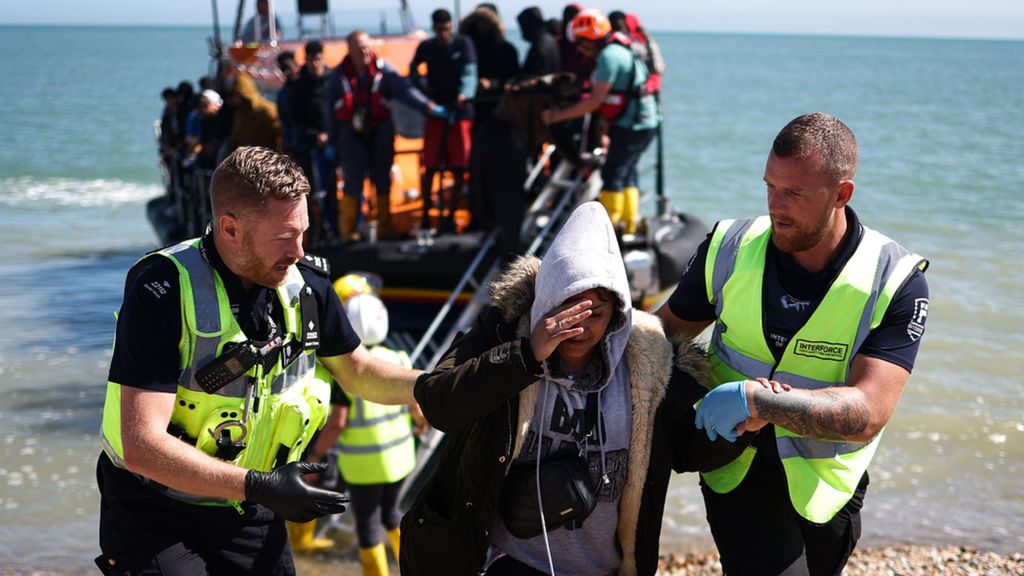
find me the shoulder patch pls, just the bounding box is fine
[907,297,928,342]
[298,253,331,276]
[128,252,181,300]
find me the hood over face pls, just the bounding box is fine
[530,201,632,386]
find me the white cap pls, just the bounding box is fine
[199,89,223,107]
[344,294,389,346]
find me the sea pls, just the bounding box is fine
[0,25,1022,572]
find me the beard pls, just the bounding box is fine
[771,209,832,254]
[234,233,294,287]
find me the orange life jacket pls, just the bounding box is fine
[333,55,391,126]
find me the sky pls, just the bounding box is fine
[2,0,1022,40]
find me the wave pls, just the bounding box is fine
[0,177,162,209]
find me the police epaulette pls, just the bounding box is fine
[297,253,331,276]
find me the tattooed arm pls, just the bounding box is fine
[745,354,911,443]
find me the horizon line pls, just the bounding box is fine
[1,21,1021,43]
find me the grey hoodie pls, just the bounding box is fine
[530,200,633,390]
[492,202,635,575]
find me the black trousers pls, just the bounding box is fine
[95,455,294,576]
[348,480,403,549]
[701,433,867,576]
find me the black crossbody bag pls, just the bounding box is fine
[498,393,600,539]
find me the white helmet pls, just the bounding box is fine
[344,293,389,346]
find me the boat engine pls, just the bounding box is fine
[623,246,659,307]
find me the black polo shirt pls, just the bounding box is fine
[107,232,360,392]
[666,207,929,372]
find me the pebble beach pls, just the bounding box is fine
[287,542,1024,576]
[661,545,1024,576]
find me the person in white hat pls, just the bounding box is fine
[306,290,427,573]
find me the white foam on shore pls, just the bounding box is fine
[0,177,162,209]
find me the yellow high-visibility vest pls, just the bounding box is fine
[700,216,926,523]
[337,346,416,485]
[100,239,331,506]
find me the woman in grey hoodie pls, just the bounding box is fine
[401,202,743,576]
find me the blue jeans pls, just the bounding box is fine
[600,125,656,191]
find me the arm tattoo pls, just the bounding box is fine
[752,388,870,440]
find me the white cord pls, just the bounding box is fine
[537,379,557,576]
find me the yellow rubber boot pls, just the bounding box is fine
[287,520,333,553]
[386,527,401,562]
[598,190,625,232]
[340,194,361,242]
[358,543,389,576]
[623,186,641,235]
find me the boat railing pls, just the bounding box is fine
[523,143,556,194]
[407,229,498,369]
[395,163,589,509]
[405,153,594,372]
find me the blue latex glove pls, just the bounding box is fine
[428,103,449,119]
[694,380,751,443]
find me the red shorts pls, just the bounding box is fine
[422,117,472,169]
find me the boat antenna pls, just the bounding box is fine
[232,0,246,44]
[267,0,278,44]
[655,92,668,217]
[399,0,415,32]
[210,0,223,57]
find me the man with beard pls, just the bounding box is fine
[327,30,444,242]
[655,113,930,576]
[95,147,421,575]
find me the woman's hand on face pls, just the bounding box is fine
[529,299,593,363]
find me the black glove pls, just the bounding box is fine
[244,461,350,522]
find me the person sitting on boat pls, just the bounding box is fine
[183,89,226,171]
[410,8,478,233]
[159,87,185,162]
[239,0,282,45]
[327,30,446,242]
[542,9,659,236]
[226,69,283,153]
[400,202,745,575]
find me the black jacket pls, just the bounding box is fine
[401,257,745,575]
[290,65,328,150]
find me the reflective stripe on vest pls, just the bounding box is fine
[100,239,332,506]
[336,345,415,485]
[700,216,926,523]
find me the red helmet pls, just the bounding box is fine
[568,9,611,42]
